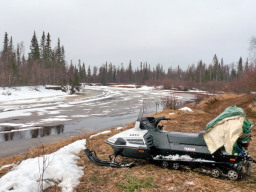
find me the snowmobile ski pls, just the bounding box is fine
[84,149,135,168]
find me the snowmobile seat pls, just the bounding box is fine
[167,131,206,146]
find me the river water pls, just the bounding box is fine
[0,85,196,157]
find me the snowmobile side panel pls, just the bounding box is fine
[147,131,171,150]
[167,131,206,146]
[118,147,151,159]
[169,143,210,154]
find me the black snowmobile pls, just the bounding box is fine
[85,101,255,180]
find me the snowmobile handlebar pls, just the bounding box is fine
[139,116,170,130]
[156,117,171,121]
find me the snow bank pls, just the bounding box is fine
[0,139,86,192]
[89,130,111,138]
[0,86,67,103]
[178,107,193,112]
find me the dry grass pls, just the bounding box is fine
[0,94,256,191]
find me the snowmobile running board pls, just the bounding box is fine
[84,149,135,168]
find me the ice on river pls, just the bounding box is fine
[0,85,196,144]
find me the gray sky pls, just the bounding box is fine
[1,0,256,69]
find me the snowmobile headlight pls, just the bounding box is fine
[127,139,144,145]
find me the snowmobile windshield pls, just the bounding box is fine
[137,99,159,121]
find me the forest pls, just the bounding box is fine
[0,31,256,93]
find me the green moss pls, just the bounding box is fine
[89,176,100,183]
[117,174,158,192]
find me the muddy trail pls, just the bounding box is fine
[0,94,256,192]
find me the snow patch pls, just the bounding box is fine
[41,117,71,122]
[0,139,86,192]
[0,164,15,171]
[178,107,193,112]
[58,104,73,108]
[90,130,111,138]
[185,181,195,186]
[55,115,69,118]
[0,110,32,119]
[48,110,61,115]
[169,113,175,115]
[154,154,215,163]
[0,86,68,104]
[154,154,192,161]
[116,127,123,130]
[71,115,89,118]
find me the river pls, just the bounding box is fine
[0,85,197,157]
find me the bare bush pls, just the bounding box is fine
[161,93,181,110]
[194,93,211,104]
[37,144,54,192]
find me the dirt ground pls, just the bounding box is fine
[0,93,256,192]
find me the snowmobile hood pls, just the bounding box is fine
[105,121,148,147]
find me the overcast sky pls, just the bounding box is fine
[1,0,256,69]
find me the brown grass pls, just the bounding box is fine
[0,94,256,192]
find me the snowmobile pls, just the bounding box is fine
[85,100,255,180]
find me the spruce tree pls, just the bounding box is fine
[8,36,13,54]
[128,60,132,82]
[3,32,8,53]
[16,43,21,65]
[8,36,17,73]
[112,66,116,83]
[55,38,62,64]
[212,54,219,81]
[237,57,243,76]
[245,58,249,72]
[87,65,91,83]
[29,31,40,60]
[61,46,65,65]
[81,62,86,82]
[1,32,9,61]
[40,31,46,59]
[45,32,52,62]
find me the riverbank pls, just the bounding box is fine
[0,93,256,191]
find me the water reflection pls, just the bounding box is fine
[30,125,64,138]
[0,125,64,142]
[4,131,14,141]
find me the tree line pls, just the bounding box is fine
[0,31,74,87]
[0,32,256,93]
[76,54,256,93]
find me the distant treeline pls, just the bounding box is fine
[0,32,256,93]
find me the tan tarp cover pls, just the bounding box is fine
[204,116,244,154]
